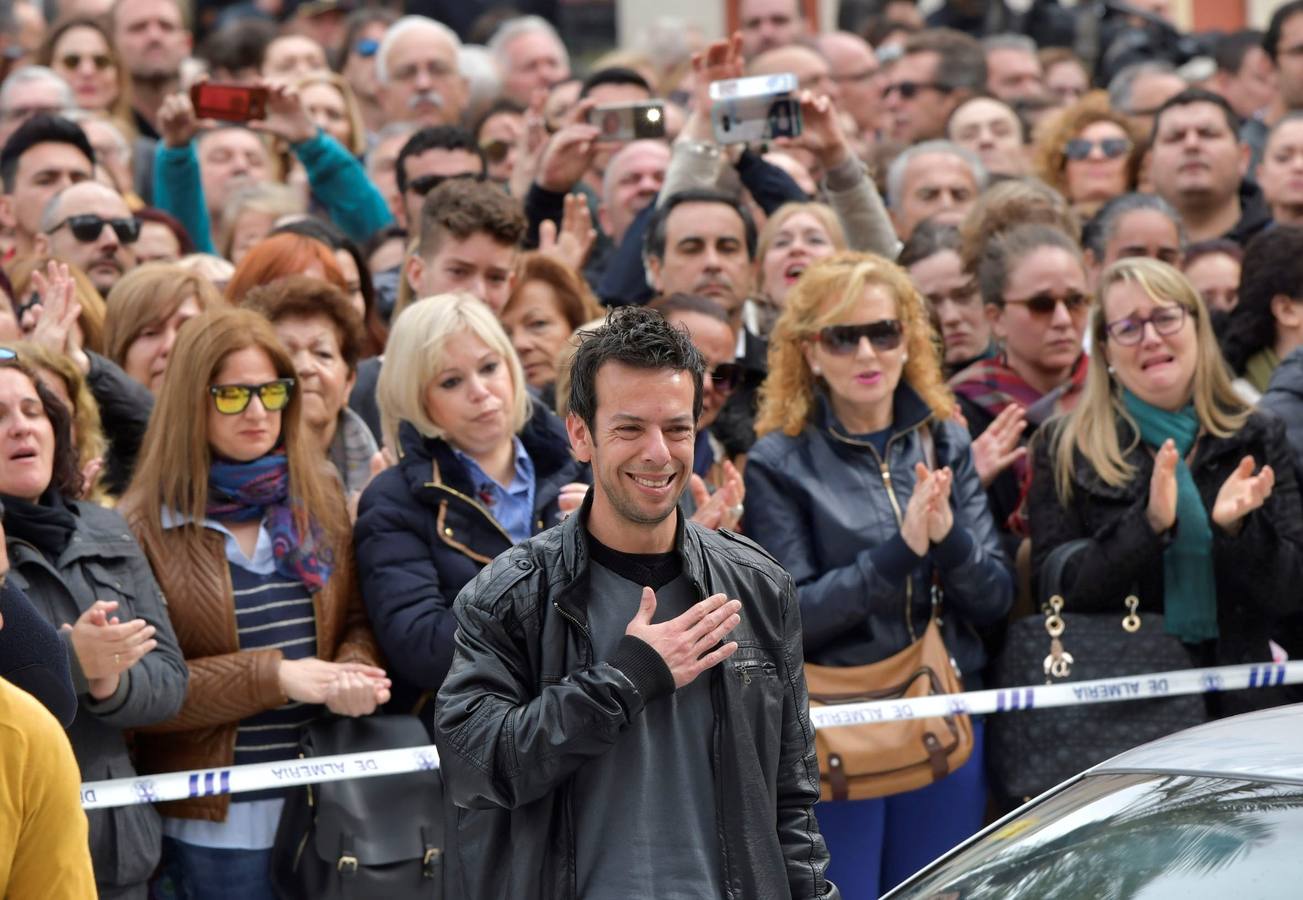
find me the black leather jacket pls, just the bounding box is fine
[743,386,1013,687]
[434,495,838,900]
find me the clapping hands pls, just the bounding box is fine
[900,463,954,556]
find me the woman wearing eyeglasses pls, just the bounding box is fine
[0,347,187,900]
[120,308,387,898]
[743,252,1012,899]
[1029,257,1303,718]
[949,224,1091,538]
[354,294,580,724]
[1033,92,1143,221]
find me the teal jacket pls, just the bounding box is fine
[153,128,393,254]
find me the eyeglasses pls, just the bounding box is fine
[1104,305,1187,345]
[354,38,379,58]
[208,379,295,415]
[817,320,904,355]
[1,104,66,123]
[59,53,113,71]
[407,171,485,196]
[1063,137,1131,161]
[1003,292,1091,316]
[480,140,511,164]
[47,214,141,244]
[706,362,743,394]
[882,81,951,100]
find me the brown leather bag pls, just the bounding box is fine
[805,616,973,802]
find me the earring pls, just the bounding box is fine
[811,364,822,376]
[1107,365,1115,374]
[901,352,909,363]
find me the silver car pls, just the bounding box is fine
[883,704,1303,899]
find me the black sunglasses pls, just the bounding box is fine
[408,171,486,196]
[706,362,743,393]
[817,320,904,355]
[1063,137,1131,161]
[480,140,511,164]
[1003,291,1091,315]
[882,80,951,100]
[48,213,140,244]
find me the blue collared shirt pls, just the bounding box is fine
[453,437,536,544]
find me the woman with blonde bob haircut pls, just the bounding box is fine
[1029,257,1303,720]
[355,293,580,724]
[120,307,387,893]
[753,202,849,337]
[105,263,222,395]
[743,252,1012,898]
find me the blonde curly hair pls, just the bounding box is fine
[1031,90,1143,201]
[755,252,954,438]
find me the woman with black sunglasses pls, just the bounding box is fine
[1032,91,1143,221]
[743,252,1011,900]
[119,307,387,899]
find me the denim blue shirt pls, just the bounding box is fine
[453,437,536,544]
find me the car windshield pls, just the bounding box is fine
[890,772,1303,899]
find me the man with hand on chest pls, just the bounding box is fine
[435,306,837,900]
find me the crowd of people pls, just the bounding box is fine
[4,0,1303,898]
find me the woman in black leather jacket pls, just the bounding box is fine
[743,252,1012,900]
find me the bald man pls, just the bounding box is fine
[34,181,137,293]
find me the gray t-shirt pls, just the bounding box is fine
[573,562,723,900]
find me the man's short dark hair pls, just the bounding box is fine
[396,125,485,194]
[647,292,732,328]
[416,177,526,258]
[1,115,94,192]
[644,189,758,263]
[1215,29,1266,75]
[1265,1,1303,63]
[568,305,705,431]
[903,28,987,94]
[579,67,653,100]
[474,98,527,142]
[197,19,277,75]
[1152,87,1242,141]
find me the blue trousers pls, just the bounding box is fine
[817,718,987,899]
[153,838,276,900]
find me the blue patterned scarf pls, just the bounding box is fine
[1121,390,1219,643]
[207,453,333,592]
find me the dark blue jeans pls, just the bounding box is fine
[817,718,987,899]
[153,837,276,900]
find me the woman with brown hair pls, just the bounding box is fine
[498,253,602,403]
[105,263,223,395]
[1032,91,1144,221]
[223,232,346,306]
[120,307,387,897]
[742,252,1011,898]
[37,16,134,134]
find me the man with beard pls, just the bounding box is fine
[375,16,468,130]
[109,0,192,141]
[434,305,835,900]
[34,181,137,295]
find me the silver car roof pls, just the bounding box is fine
[1093,702,1303,783]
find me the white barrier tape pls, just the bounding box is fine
[80,746,441,811]
[806,660,1303,730]
[80,661,1302,809]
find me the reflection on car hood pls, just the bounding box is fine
[1096,703,1303,784]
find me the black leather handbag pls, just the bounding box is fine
[987,539,1208,805]
[270,715,445,900]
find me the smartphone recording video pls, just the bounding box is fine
[190,83,269,122]
[585,101,667,142]
[708,73,803,144]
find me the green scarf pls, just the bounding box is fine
[1244,347,1280,395]
[1121,390,1219,643]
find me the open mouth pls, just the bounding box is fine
[628,472,674,491]
[9,446,38,463]
[1141,354,1175,371]
[783,262,807,283]
[855,371,883,385]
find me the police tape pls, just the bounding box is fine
[80,660,1303,810]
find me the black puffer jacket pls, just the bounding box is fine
[434,494,837,900]
[1027,410,1303,714]
[743,385,1013,687]
[1261,346,1303,478]
[354,401,580,716]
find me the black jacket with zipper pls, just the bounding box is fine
[353,401,580,718]
[741,386,1013,687]
[1027,410,1303,715]
[434,491,838,900]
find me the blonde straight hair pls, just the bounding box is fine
[1050,257,1249,503]
[377,293,530,456]
[756,251,953,438]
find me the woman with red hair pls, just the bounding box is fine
[223,233,346,306]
